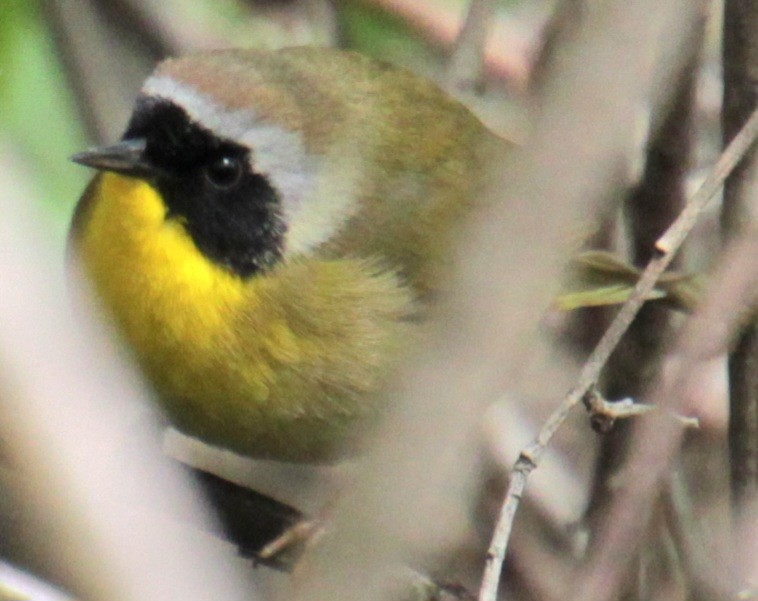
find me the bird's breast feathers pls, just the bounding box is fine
[76,172,414,461]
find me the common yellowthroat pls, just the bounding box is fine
[70,47,505,463]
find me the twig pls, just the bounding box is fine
[445,0,499,93]
[582,389,700,433]
[256,517,321,567]
[477,107,758,601]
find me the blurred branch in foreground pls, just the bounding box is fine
[0,559,76,601]
[0,153,253,600]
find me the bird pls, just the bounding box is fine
[70,46,507,464]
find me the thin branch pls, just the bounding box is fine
[445,0,499,93]
[582,389,700,432]
[478,106,758,601]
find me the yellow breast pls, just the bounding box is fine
[77,175,279,436]
[80,174,244,370]
[74,173,414,461]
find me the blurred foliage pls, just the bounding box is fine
[0,0,88,248]
[338,1,443,74]
[557,251,705,313]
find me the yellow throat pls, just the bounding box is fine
[74,173,411,462]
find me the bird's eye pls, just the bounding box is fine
[204,155,243,189]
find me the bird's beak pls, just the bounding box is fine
[71,138,156,178]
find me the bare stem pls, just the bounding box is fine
[583,390,700,430]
